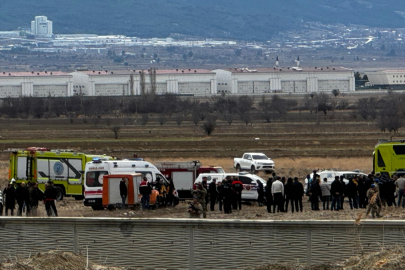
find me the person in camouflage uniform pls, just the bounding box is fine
[188,196,203,218]
[366,184,382,218]
[192,183,207,218]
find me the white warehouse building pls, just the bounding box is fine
[0,66,354,97]
[0,71,73,98]
[214,67,355,94]
[70,69,217,96]
[367,70,405,88]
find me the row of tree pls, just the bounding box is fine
[0,91,402,135]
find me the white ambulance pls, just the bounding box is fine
[84,158,168,210]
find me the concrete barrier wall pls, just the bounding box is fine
[0,218,405,269]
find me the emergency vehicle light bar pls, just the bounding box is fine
[92,157,102,163]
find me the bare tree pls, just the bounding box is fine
[192,111,200,126]
[140,70,146,95]
[141,113,149,126]
[240,111,253,126]
[174,113,184,126]
[110,125,121,139]
[158,113,167,126]
[332,89,340,97]
[201,119,216,136]
[149,68,157,96]
[130,73,134,95]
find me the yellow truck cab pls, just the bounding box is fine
[374,139,405,179]
[9,147,113,200]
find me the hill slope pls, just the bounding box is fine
[1,0,405,40]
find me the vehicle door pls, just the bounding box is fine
[239,176,256,200]
[242,154,251,169]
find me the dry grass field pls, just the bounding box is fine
[0,106,388,182]
[0,104,397,220]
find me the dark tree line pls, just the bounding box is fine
[1,90,405,135]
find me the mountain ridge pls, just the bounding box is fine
[1,0,405,40]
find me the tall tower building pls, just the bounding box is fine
[31,16,53,37]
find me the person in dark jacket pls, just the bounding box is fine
[330,176,343,211]
[280,177,286,212]
[387,175,397,207]
[223,178,233,214]
[15,182,30,216]
[217,180,225,212]
[293,177,304,212]
[29,182,40,216]
[165,178,175,206]
[346,178,358,209]
[232,177,244,210]
[256,180,264,207]
[209,178,218,211]
[44,181,58,217]
[284,178,295,212]
[265,178,274,213]
[339,176,346,210]
[309,178,321,210]
[119,178,128,209]
[3,183,16,216]
[364,175,373,206]
[139,177,152,210]
[358,176,367,208]
[201,177,209,209]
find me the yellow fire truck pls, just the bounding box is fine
[9,147,113,200]
[374,139,405,178]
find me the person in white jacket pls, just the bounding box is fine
[271,177,284,213]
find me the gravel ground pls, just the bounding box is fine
[13,196,405,221]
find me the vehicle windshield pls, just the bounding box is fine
[252,155,269,160]
[216,168,225,173]
[85,171,108,187]
[252,175,267,184]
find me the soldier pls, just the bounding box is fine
[366,184,382,218]
[188,196,203,218]
[192,183,207,218]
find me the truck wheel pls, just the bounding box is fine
[54,187,64,201]
[251,166,256,174]
[0,204,3,216]
[236,164,241,172]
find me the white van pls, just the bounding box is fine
[306,170,367,193]
[84,158,168,210]
[195,172,266,201]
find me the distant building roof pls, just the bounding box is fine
[0,71,70,77]
[221,66,352,74]
[79,69,213,76]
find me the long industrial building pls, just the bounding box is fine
[367,70,405,89]
[0,71,73,98]
[0,66,355,97]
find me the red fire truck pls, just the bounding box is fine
[155,161,225,199]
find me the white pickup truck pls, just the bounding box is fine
[234,153,275,174]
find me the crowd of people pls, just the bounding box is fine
[189,176,247,218]
[119,176,178,210]
[1,179,58,217]
[188,171,405,219]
